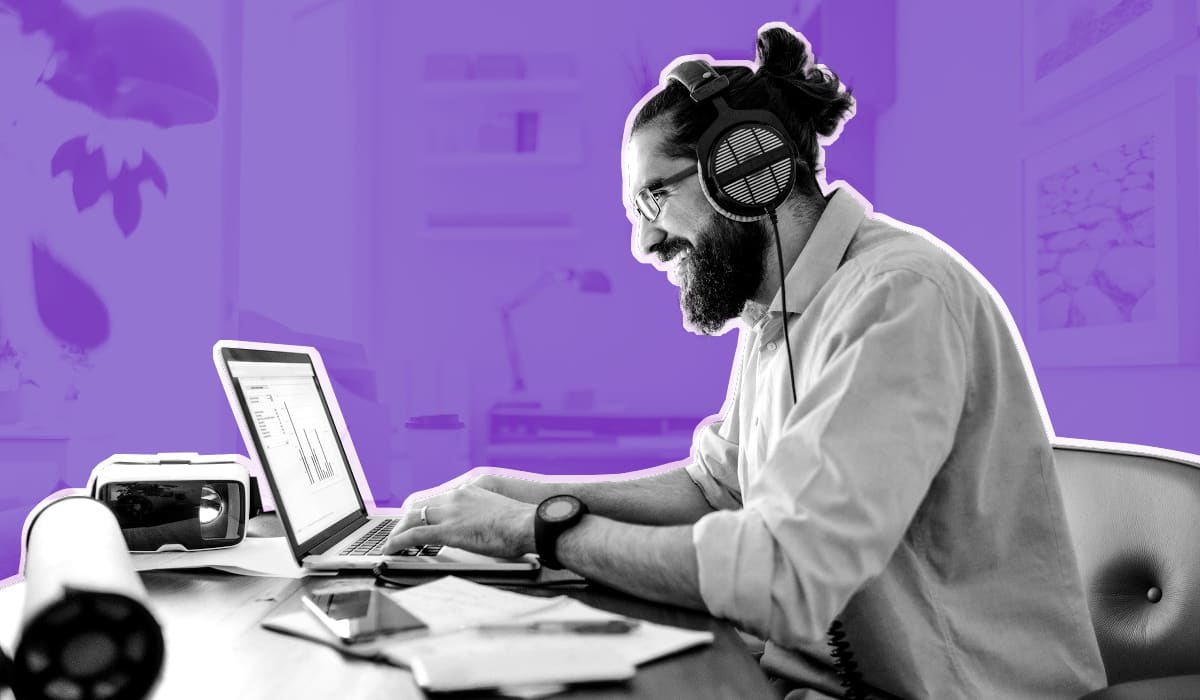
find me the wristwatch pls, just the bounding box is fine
[534,495,588,570]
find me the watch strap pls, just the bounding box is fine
[534,497,588,570]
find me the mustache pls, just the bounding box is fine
[652,238,693,264]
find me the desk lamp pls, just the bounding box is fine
[498,268,611,408]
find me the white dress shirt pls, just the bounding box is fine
[686,184,1106,699]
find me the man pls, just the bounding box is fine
[387,24,1105,699]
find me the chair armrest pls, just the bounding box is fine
[1080,675,1200,700]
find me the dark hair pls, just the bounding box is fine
[631,26,855,197]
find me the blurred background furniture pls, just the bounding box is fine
[496,267,611,407]
[484,405,700,473]
[0,427,69,576]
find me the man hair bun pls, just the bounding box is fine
[755,26,812,79]
[630,22,854,195]
[754,24,854,139]
[811,83,854,138]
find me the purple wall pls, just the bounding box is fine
[1,0,1197,579]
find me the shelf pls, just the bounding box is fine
[419,226,578,241]
[425,152,582,167]
[420,80,582,96]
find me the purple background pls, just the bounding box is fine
[2,1,1199,580]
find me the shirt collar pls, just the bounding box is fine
[754,184,871,323]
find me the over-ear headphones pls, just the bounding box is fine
[666,59,798,222]
[667,57,802,408]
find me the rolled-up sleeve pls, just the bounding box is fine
[687,418,742,510]
[685,327,749,511]
[692,269,968,647]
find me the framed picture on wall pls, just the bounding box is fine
[1020,0,1196,119]
[1021,75,1198,367]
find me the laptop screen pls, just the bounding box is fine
[224,352,365,546]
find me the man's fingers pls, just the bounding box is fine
[391,509,421,535]
[384,525,446,554]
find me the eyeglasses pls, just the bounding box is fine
[631,164,698,222]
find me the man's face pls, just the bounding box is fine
[624,122,769,335]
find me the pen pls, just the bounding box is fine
[476,619,640,635]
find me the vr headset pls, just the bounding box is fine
[88,453,264,552]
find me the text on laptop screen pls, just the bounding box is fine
[227,360,360,543]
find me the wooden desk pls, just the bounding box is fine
[140,570,775,699]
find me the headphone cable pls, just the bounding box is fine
[767,212,871,700]
[767,209,797,405]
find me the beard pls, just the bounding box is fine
[668,212,770,335]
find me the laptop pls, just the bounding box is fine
[213,340,539,573]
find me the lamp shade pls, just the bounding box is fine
[569,268,612,294]
[43,7,219,127]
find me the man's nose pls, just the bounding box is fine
[632,218,667,263]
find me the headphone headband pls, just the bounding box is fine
[666,59,730,103]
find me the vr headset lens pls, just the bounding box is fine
[97,480,246,551]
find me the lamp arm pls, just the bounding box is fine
[499,309,526,393]
[499,269,557,314]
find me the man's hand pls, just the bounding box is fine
[461,469,549,504]
[383,485,537,559]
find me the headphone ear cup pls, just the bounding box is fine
[669,58,799,222]
[697,167,752,222]
[701,123,797,221]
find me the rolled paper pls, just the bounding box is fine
[14,496,164,700]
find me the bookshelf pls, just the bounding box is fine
[415,51,585,241]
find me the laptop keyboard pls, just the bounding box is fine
[338,518,443,557]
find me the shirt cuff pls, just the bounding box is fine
[692,508,775,632]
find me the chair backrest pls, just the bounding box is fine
[1053,441,1200,684]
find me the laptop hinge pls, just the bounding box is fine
[309,517,367,556]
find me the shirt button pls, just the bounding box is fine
[766,342,777,352]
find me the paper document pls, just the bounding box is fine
[379,597,712,668]
[507,597,714,666]
[130,536,311,579]
[385,574,563,632]
[409,639,635,693]
[262,576,714,673]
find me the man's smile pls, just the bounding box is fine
[666,250,689,285]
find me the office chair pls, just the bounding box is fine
[1053,439,1200,699]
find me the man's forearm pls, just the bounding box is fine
[553,515,706,610]
[496,466,715,526]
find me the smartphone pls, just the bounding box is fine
[301,589,428,644]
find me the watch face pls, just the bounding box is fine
[540,496,580,522]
